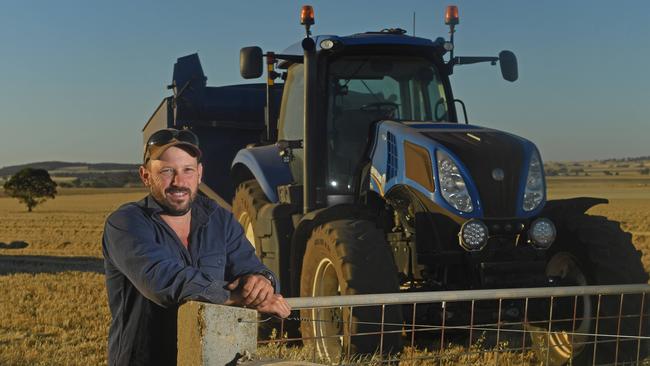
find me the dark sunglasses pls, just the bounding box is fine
[146,129,199,148]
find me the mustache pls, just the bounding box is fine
[165,187,191,195]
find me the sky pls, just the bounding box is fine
[0,0,648,167]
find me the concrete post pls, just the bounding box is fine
[177,301,258,366]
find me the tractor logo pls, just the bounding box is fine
[492,168,505,181]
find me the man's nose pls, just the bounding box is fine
[171,171,185,186]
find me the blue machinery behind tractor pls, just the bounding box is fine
[143,6,648,365]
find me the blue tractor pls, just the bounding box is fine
[144,6,648,364]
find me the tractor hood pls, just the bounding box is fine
[369,121,545,219]
[421,126,527,217]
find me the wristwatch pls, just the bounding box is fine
[255,270,276,292]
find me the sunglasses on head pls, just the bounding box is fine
[146,129,200,148]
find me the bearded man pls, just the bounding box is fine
[102,128,290,366]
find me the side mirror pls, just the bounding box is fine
[499,50,518,82]
[240,46,263,79]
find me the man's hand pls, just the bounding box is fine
[257,294,291,318]
[226,274,274,307]
[223,274,291,318]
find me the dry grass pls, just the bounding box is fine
[0,188,146,257]
[0,177,649,365]
[0,272,108,366]
[256,335,537,365]
[0,189,144,366]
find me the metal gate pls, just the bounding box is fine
[253,284,650,365]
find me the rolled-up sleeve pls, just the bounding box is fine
[103,209,230,307]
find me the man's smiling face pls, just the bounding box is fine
[140,146,203,216]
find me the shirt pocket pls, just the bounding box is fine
[198,253,226,282]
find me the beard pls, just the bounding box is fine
[152,185,196,216]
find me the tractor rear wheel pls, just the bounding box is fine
[232,179,282,339]
[232,179,268,255]
[532,214,648,365]
[300,219,403,362]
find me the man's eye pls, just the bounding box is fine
[160,169,173,175]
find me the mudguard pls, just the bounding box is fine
[231,144,293,203]
[541,197,608,222]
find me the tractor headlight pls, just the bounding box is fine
[522,150,544,212]
[528,218,556,249]
[436,150,473,213]
[459,219,489,251]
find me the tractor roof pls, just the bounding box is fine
[280,31,446,56]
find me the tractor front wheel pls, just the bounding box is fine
[532,214,648,365]
[300,219,403,362]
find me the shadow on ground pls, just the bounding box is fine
[0,241,29,249]
[0,254,104,275]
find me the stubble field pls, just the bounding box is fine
[0,188,145,365]
[0,178,648,365]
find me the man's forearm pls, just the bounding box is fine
[104,220,230,307]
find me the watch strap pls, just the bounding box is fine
[256,270,276,292]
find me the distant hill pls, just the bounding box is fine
[0,161,141,188]
[0,161,139,177]
[544,156,650,177]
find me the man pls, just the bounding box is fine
[102,128,290,366]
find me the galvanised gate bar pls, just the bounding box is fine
[250,284,650,365]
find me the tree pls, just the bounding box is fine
[3,168,57,212]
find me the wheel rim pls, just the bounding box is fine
[529,252,592,365]
[237,211,256,251]
[310,257,345,361]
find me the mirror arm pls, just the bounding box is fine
[452,56,499,66]
[274,54,304,63]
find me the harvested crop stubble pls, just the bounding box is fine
[0,189,146,257]
[0,188,143,366]
[0,272,109,366]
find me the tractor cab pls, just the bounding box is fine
[240,6,516,210]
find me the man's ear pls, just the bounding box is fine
[197,162,203,183]
[139,165,151,187]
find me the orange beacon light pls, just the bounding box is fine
[445,5,459,26]
[301,5,315,26]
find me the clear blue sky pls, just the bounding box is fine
[0,0,648,167]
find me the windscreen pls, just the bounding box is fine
[328,55,448,123]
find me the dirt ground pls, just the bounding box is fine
[0,180,648,365]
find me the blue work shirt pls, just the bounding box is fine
[102,194,276,366]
